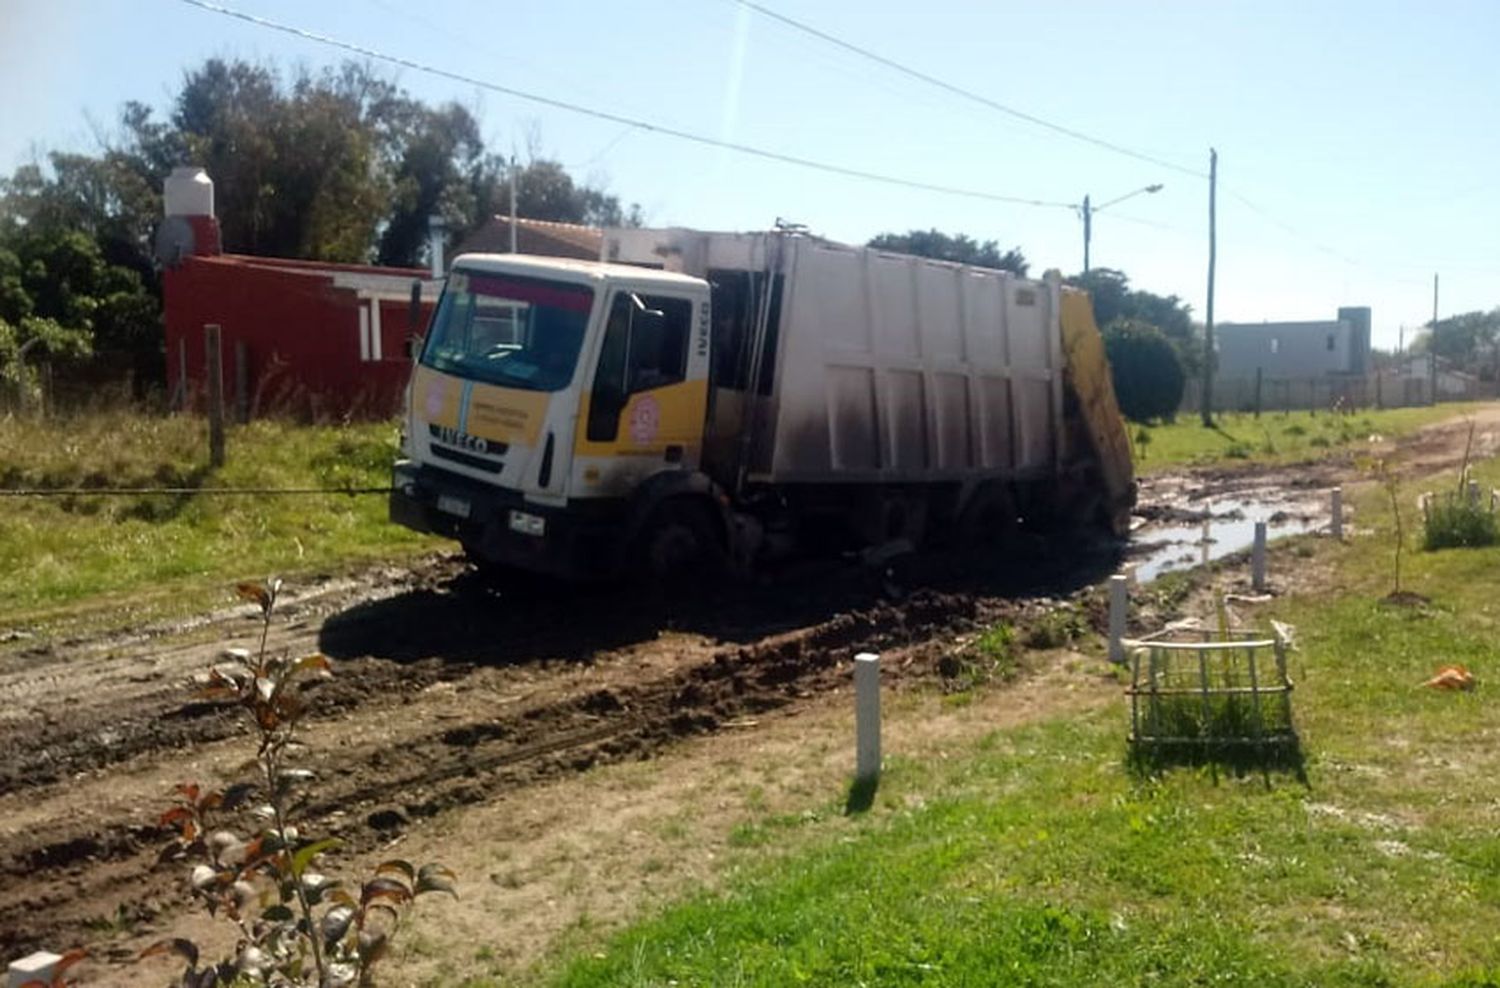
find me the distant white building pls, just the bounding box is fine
[1216,307,1372,379]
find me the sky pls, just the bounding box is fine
[2,0,1497,351]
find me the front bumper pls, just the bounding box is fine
[390,460,623,580]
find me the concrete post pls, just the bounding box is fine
[1252,521,1267,592]
[1331,487,1344,539]
[1468,479,1481,507]
[9,952,62,988]
[1108,574,1128,664]
[854,653,881,783]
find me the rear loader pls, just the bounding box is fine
[390,227,1133,581]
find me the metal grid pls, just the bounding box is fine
[1125,626,1296,750]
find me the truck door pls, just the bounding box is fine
[571,287,710,499]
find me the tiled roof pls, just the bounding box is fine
[452,216,603,261]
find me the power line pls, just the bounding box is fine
[732,1,1494,286]
[171,0,1077,211]
[1223,187,1432,286]
[734,0,1207,180]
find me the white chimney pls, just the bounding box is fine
[164,166,214,218]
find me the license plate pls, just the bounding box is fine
[437,494,471,519]
[508,509,546,537]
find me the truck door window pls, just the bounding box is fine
[587,291,692,441]
[706,269,782,396]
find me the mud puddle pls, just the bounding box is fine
[1129,484,1330,583]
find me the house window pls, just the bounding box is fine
[1269,338,1280,355]
[1327,334,1336,351]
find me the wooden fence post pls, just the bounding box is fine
[234,339,249,424]
[205,324,225,468]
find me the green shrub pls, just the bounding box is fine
[940,623,1018,692]
[1022,607,1085,650]
[1423,496,1499,550]
[1102,319,1185,423]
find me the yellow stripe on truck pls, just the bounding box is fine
[574,379,708,459]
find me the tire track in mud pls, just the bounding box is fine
[0,586,1011,961]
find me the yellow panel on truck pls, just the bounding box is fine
[1059,287,1135,536]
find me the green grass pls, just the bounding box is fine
[1422,494,1499,551]
[512,456,1500,987]
[1132,403,1491,474]
[0,411,437,626]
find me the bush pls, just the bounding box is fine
[1101,319,1185,422]
[1423,496,1499,550]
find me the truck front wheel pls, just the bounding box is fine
[631,501,726,582]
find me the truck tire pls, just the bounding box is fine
[957,484,1019,546]
[631,500,726,583]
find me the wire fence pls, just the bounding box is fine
[0,486,394,498]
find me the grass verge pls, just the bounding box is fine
[521,456,1500,987]
[0,411,436,627]
[1132,403,1488,474]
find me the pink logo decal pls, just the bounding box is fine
[424,379,447,419]
[628,395,661,445]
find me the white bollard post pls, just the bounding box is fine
[1108,574,1128,664]
[1330,487,1344,539]
[1252,521,1267,592]
[854,653,881,783]
[9,952,62,988]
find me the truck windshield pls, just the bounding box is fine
[419,270,594,392]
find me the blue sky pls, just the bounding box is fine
[3,0,1497,350]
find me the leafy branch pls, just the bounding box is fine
[143,580,456,987]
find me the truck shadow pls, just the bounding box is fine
[318,534,1126,668]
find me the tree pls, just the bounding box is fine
[1068,267,1198,376]
[1415,309,1500,380]
[512,159,641,227]
[0,232,137,400]
[867,229,1028,275]
[1102,319,1185,422]
[0,55,645,391]
[376,100,485,267]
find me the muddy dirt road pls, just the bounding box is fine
[1,406,1494,974]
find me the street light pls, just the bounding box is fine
[1080,183,1163,274]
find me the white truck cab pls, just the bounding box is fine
[391,254,719,579]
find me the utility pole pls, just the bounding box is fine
[1201,148,1218,427]
[1079,184,1160,276]
[508,155,519,253]
[1082,194,1092,274]
[1430,272,1440,404]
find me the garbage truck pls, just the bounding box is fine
[389,227,1133,580]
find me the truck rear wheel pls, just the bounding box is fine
[957,485,1019,546]
[632,501,726,583]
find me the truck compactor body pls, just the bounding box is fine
[390,227,1133,580]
